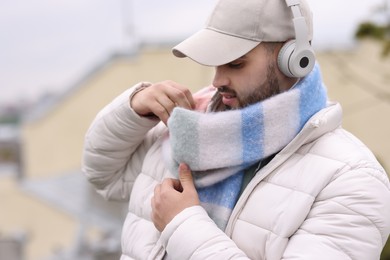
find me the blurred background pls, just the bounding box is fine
[0,0,389,259]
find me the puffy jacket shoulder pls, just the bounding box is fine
[282,127,390,259]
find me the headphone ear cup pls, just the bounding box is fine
[278,40,316,78]
[277,40,296,78]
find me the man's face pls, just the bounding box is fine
[213,43,291,110]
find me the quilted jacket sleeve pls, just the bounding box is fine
[160,206,250,259]
[82,82,163,201]
[283,165,390,259]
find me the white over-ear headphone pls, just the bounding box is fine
[277,0,315,78]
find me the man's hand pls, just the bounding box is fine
[131,81,195,125]
[151,163,200,232]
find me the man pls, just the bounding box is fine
[82,0,390,259]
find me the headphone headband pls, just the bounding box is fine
[278,0,315,78]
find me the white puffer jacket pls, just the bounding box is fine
[83,83,390,260]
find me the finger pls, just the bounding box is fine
[149,101,171,125]
[174,89,195,110]
[164,83,195,110]
[155,95,176,117]
[178,163,195,190]
[173,90,195,110]
[133,83,174,120]
[160,178,182,193]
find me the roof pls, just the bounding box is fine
[22,51,137,123]
[21,171,127,231]
[22,40,180,123]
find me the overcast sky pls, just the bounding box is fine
[0,0,387,105]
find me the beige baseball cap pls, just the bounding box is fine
[172,0,313,66]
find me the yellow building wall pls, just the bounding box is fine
[317,40,390,171]
[21,47,214,178]
[0,178,77,259]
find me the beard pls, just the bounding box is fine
[237,63,281,108]
[210,63,282,112]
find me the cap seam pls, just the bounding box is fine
[206,0,221,28]
[206,27,262,42]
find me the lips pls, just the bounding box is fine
[219,91,238,107]
[220,92,235,99]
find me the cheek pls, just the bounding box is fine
[236,71,267,96]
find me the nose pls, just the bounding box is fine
[212,66,229,88]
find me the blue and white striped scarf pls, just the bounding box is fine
[164,64,327,230]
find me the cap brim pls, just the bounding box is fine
[172,28,260,66]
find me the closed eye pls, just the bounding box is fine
[228,61,244,69]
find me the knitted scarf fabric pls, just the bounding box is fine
[164,64,327,230]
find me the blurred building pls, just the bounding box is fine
[0,124,20,169]
[317,39,390,172]
[2,43,213,260]
[1,39,389,259]
[21,44,213,180]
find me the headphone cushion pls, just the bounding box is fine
[277,40,296,78]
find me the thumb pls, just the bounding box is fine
[178,163,195,190]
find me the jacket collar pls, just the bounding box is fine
[225,102,342,234]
